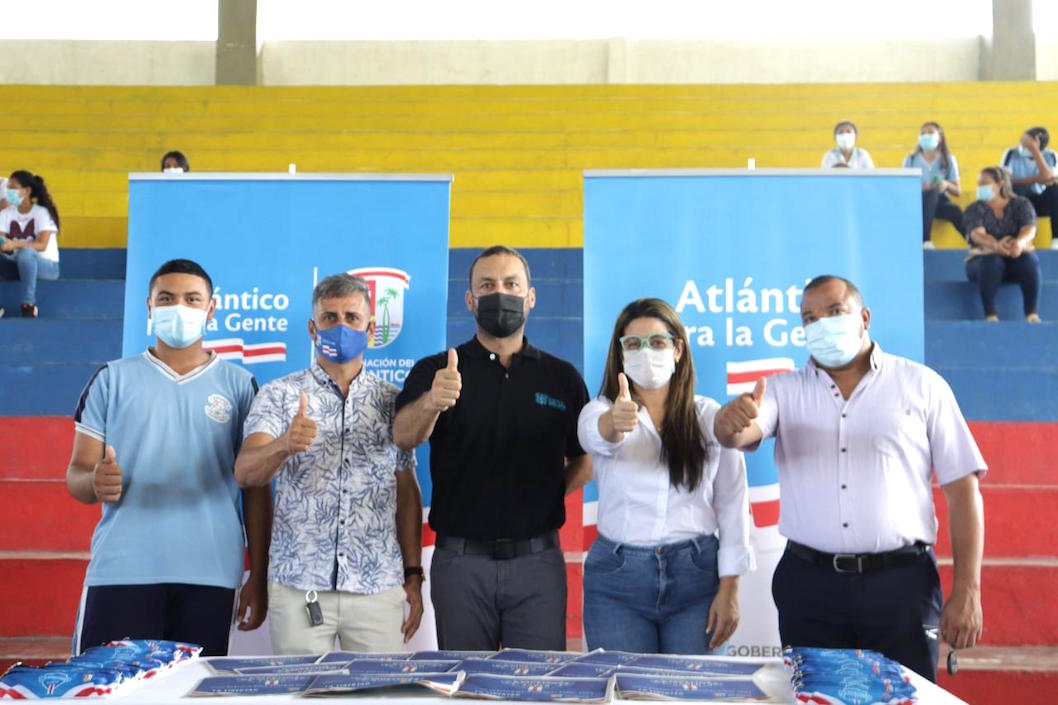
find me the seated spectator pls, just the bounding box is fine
[161,150,190,173]
[905,121,964,249]
[964,167,1041,323]
[821,120,874,169]
[1001,127,1058,248]
[0,170,61,318]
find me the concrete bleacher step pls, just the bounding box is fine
[925,249,1058,283]
[0,481,97,553]
[925,281,1058,321]
[0,364,108,416]
[934,486,1058,558]
[0,636,71,668]
[0,279,124,320]
[969,421,1057,485]
[936,366,1058,422]
[0,554,86,637]
[939,560,1058,646]
[0,417,73,480]
[937,646,1058,705]
[926,321,1058,366]
[0,320,122,365]
[46,249,126,280]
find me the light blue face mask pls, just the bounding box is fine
[1017,144,1032,158]
[5,188,22,208]
[152,304,207,349]
[976,184,995,202]
[804,313,866,368]
[918,133,940,151]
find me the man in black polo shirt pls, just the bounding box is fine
[394,245,591,651]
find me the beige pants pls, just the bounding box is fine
[268,581,406,654]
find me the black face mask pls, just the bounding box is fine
[474,293,526,338]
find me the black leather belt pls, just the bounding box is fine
[436,531,560,560]
[786,540,930,574]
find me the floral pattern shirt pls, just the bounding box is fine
[244,362,415,594]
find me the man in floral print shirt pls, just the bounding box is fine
[235,273,424,654]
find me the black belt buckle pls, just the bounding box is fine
[832,553,863,574]
[493,538,516,560]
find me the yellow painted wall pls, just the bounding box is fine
[5,82,1058,249]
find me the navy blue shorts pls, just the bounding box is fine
[77,583,236,656]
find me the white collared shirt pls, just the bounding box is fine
[755,344,986,554]
[821,147,875,169]
[578,395,756,577]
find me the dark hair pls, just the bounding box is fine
[313,273,372,309]
[468,245,531,289]
[1027,127,1050,151]
[8,170,60,229]
[913,121,951,171]
[834,120,857,136]
[161,150,190,172]
[980,166,1015,199]
[149,258,213,296]
[804,275,864,307]
[599,298,708,492]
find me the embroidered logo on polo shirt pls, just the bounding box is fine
[535,392,566,411]
[204,394,233,423]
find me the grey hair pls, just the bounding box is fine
[312,273,372,309]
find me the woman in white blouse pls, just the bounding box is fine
[577,298,755,655]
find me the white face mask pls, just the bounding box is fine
[835,132,856,151]
[622,348,676,390]
[804,313,866,368]
[163,167,185,174]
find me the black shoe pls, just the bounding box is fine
[21,303,37,318]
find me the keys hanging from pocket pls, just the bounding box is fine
[305,590,323,627]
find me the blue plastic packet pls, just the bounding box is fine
[0,664,124,699]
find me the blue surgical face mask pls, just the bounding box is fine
[5,188,22,208]
[918,132,940,151]
[804,313,866,369]
[314,323,368,363]
[152,304,207,349]
[1017,144,1031,158]
[976,184,995,201]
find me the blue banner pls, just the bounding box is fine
[124,173,451,651]
[583,169,923,653]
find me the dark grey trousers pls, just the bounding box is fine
[430,544,567,651]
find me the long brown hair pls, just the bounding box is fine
[913,121,951,172]
[599,298,708,491]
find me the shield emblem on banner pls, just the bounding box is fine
[347,267,411,349]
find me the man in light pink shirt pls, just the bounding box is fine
[714,275,985,683]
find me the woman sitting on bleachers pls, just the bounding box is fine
[964,167,1042,323]
[0,170,61,319]
[905,121,964,249]
[821,120,874,169]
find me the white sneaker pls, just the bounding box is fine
[1050,240,1058,249]
[923,241,937,250]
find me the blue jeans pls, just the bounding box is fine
[583,534,720,654]
[965,251,1042,317]
[0,249,59,305]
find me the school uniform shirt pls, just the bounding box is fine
[904,151,960,186]
[0,204,59,262]
[243,362,415,595]
[754,344,986,555]
[577,395,755,577]
[821,147,875,169]
[74,350,257,589]
[1002,146,1058,197]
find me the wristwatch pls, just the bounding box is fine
[404,566,425,582]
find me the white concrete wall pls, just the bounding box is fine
[1037,40,1058,80]
[261,38,984,85]
[0,41,215,85]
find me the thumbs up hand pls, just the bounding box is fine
[717,377,766,438]
[429,348,462,412]
[93,445,123,504]
[611,373,639,434]
[285,392,318,455]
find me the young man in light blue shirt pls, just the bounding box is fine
[65,259,272,655]
[1002,126,1058,248]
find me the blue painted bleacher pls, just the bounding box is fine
[4,248,1054,422]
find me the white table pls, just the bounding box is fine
[104,658,968,705]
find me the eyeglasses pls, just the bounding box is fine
[619,333,675,352]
